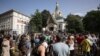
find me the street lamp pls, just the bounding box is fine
[42,28,46,32]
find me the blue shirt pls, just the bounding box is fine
[52,42,70,56]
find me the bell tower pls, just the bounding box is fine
[46,0,66,32]
[53,0,62,19]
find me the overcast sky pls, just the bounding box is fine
[0,0,100,17]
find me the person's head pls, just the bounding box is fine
[91,34,96,38]
[21,34,26,39]
[39,35,45,43]
[75,34,79,38]
[84,35,88,39]
[3,35,11,40]
[68,35,74,40]
[55,34,62,42]
[53,35,57,40]
[26,35,30,41]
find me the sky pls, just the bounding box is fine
[0,0,100,17]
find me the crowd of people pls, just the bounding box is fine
[0,31,100,56]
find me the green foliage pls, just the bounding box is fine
[29,9,42,32]
[66,14,84,33]
[41,10,52,27]
[83,10,100,33]
[29,9,52,32]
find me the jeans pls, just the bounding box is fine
[70,50,74,56]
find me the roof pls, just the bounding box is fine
[47,16,58,25]
[0,9,30,18]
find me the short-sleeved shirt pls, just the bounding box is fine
[52,42,70,56]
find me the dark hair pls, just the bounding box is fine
[4,35,11,40]
[56,34,62,42]
[67,35,71,40]
[39,35,45,43]
[84,35,88,39]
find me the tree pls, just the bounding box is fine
[83,10,100,33]
[41,10,52,27]
[66,14,84,33]
[29,9,42,32]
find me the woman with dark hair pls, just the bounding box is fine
[37,35,48,56]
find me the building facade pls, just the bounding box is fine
[46,1,66,32]
[0,10,30,35]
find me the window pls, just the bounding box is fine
[17,25,19,30]
[21,25,23,34]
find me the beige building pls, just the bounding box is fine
[0,9,30,35]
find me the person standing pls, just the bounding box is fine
[51,34,70,56]
[37,41,48,56]
[90,34,98,56]
[25,35,31,56]
[67,35,75,56]
[1,35,10,56]
[81,35,92,56]
[36,35,48,56]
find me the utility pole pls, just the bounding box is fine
[97,4,100,11]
